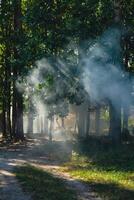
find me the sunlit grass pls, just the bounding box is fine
[62,142,134,200]
[14,140,134,200]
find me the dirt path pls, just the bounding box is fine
[0,139,101,200]
[0,157,31,200]
[30,163,101,200]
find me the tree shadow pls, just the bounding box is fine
[84,180,134,200]
[15,165,77,200]
[0,138,73,166]
[72,138,134,172]
[1,137,134,172]
[0,137,134,200]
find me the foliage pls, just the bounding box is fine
[0,0,134,139]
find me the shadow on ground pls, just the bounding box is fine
[0,136,134,200]
[73,139,134,172]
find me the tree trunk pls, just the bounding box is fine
[40,116,43,134]
[2,100,7,138]
[109,103,121,143]
[123,106,129,130]
[49,116,54,141]
[7,94,11,138]
[114,0,122,25]
[77,107,85,137]
[86,109,90,137]
[16,92,24,140]
[77,103,88,137]
[27,113,33,136]
[108,0,122,143]
[61,117,65,129]
[37,115,40,133]
[95,107,100,135]
[12,77,17,138]
[44,115,48,135]
[12,0,24,140]
[5,48,11,138]
[27,96,33,136]
[122,35,131,131]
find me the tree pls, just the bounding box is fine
[0,0,133,143]
[0,0,13,138]
[12,0,24,140]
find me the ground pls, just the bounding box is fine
[0,137,101,200]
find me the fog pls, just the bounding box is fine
[17,27,133,138]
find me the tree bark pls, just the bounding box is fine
[2,99,7,138]
[77,103,89,137]
[5,48,11,138]
[16,92,24,139]
[40,116,43,134]
[109,102,121,143]
[27,96,33,136]
[77,106,86,137]
[95,107,100,135]
[44,115,48,135]
[12,0,24,140]
[27,113,33,136]
[61,117,65,129]
[122,35,131,131]
[108,0,122,143]
[49,116,54,141]
[12,75,17,138]
[123,105,129,130]
[86,109,90,137]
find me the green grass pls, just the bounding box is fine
[15,165,77,200]
[14,140,134,200]
[62,141,134,200]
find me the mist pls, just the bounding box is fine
[16,27,133,139]
[82,28,132,111]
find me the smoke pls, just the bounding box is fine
[16,57,71,136]
[82,27,132,110]
[16,27,133,136]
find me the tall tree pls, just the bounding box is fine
[12,0,24,140]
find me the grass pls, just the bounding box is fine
[14,139,134,200]
[15,165,77,200]
[62,140,134,200]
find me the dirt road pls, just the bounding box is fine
[0,139,101,200]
